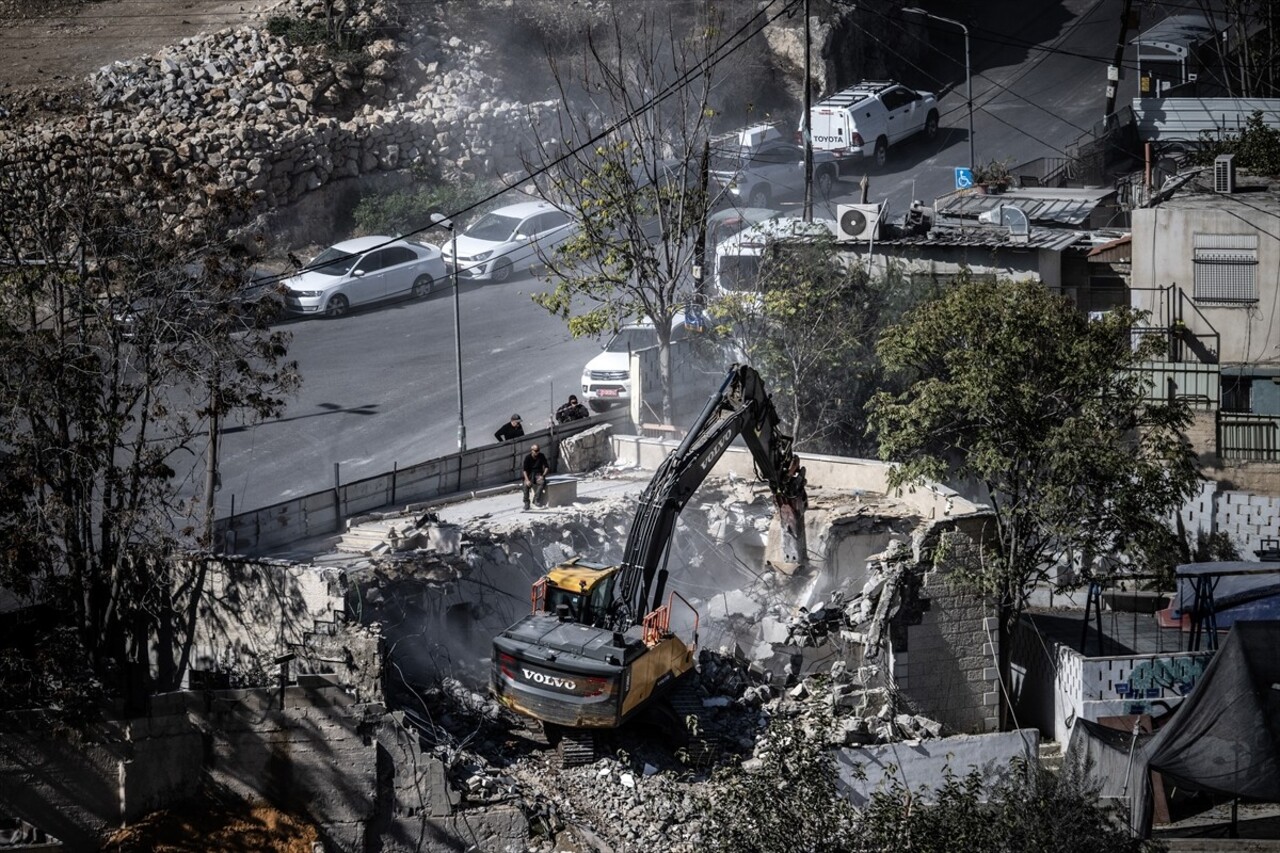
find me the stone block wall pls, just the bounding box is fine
[556,423,614,473]
[893,518,1001,734]
[0,684,516,852]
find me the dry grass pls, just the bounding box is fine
[104,800,319,853]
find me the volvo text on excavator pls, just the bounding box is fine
[489,364,808,762]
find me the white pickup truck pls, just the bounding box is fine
[803,81,939,168]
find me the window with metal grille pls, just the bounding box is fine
[1193,234,1258,303]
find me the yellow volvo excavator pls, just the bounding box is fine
[490,365,808,762]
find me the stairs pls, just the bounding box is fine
[336,518,420,554]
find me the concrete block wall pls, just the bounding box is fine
[202,685,379,851]
[0,707,202,849]
[895,523,1001,734]
[1181,481,1280,558]
[1011,620,1213,743]
[0,685,505,852]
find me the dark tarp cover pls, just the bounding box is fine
[1130,621,1280,837]
[1067,717,1154,802]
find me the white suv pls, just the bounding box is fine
[580,316,692,411]
[804,81,939,168]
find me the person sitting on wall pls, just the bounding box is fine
[555,394,590,424]
[522,443,550,510]
[494,414,524,442]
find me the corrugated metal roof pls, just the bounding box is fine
[869,225,1083,251]
[934,188,1112,226]
[1088,234,1132,261]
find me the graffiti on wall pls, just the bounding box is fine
[1113,655,1208,699]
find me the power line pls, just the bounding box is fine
[237,0,805,289]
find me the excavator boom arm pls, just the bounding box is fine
[613,365,807,627]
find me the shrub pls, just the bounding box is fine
[352,181,504,240]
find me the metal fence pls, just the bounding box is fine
[1218,412,1280,462]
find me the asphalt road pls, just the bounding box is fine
[212,272,602,515]
[211,0,1160,517]
[808,0,1152,219]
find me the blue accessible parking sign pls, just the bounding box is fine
[954,167,974,190]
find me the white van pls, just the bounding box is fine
[804,81,938,168]
[713,216,839,299]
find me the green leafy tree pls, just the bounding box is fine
[715,234,934,455]
[700,712,1160,853]
[0,137,299,710]
[1196,111,1280,176]
[522,5,724,422]
[353,180,500,239]
[867,277,1200,720]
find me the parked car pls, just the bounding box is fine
[580,314,694,412]
[282,236,445,319]
[803,80,939,168]
[709,139,840,208]
[443,200,577,282]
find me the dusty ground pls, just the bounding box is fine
[0,0,277,119]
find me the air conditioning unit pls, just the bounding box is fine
[1214,154,1236,194]
[837,203,882,241]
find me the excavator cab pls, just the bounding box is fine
[537,561,618,628]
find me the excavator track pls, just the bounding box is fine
[669,678,717,766]
[559,730,598,768]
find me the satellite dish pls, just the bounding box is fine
[978,204,1030,237]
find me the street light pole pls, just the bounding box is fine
[904,8,974,170]
[432,213,466,452]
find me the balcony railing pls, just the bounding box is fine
[1219,412,1280,462]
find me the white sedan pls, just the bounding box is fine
[444,200,577,282]
[283,236,446,318]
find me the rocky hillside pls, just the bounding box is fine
[0,0,915,253]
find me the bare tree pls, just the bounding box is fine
[521,4,730,422]
[0,137,300,708]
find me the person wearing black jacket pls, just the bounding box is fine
[555,395,589,424]
[522,444,550,510]
[494,414,524,442]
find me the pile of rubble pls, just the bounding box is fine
[410,650,946,853]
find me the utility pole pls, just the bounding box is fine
[202,371,220,550]
[1104,0,1135,122]
[693,139,710,296]
[802,0,814,222]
